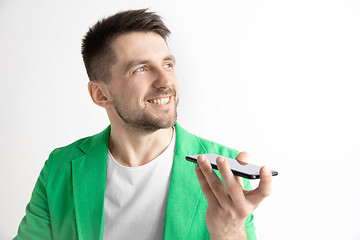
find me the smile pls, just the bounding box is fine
[148,96,170,105]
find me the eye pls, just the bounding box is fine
[135,67,146,72]
[164,63,172,69]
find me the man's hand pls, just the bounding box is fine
[195,152,272,240]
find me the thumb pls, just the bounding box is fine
[235,151,249,164]
[246,165,272,207]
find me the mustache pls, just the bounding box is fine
[145,88,176,99]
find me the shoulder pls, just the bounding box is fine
[48,125,110,164]
[198,135,239,158]
[175,123,253,191]
[49,136,89,161]
[175,123,239,159]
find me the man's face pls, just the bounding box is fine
[106,32,178,132]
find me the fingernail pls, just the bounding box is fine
[217,157,224,163]
[198,155,205,163]
[195,165,200,171]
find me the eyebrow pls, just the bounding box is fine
[164,54,176,64]
[125,54,176,73]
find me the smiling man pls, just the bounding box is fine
[14,9,272,240]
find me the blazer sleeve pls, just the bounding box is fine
[13,159,53,239]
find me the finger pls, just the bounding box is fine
[235,151,249,163]
[235,152,249,191]
[197,155,231,209]
[235,176,248,192]
[215,156,246,205]
[195,165,219,207]
[245,166,272,207]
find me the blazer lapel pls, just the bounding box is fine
[163,123,208,239]
[71,126,111,240]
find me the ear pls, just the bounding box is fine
[88,81,112,108]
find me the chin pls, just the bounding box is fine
[141,116,177,132]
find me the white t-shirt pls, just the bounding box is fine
[103,130,175,240]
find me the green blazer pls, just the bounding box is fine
[14,123,256,240]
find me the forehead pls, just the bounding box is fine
[111,32,170,63]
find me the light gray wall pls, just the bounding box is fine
[1,0,360,239]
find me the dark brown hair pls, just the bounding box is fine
[81,9,171,83]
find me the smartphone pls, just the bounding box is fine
[186,153,278,179]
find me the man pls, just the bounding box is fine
[14,9,272,240]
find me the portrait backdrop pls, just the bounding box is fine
[1,0,359,239]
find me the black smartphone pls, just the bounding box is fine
[186,153,278,179]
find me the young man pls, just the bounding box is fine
[14,9,272,240]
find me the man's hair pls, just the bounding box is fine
[81,9,171,83]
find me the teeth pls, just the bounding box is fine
[150,97,170,105]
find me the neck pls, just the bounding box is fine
[108,120,174,167]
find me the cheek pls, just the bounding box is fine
[128,84,148,103]
[173,78,179,93]
[171,74,179,87]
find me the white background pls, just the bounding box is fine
[1,0,360,239]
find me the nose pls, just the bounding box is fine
[152,67,174,89]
